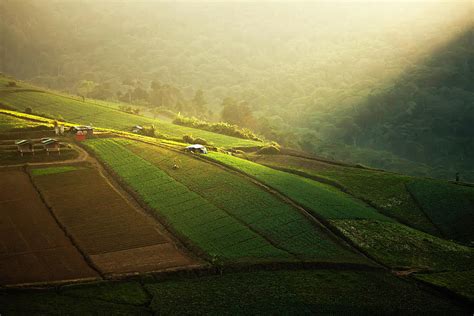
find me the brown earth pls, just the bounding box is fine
[32,165,196,275]
[0,169,98,285]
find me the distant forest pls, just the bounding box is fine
[1,0,473,181]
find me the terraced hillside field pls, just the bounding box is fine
[30,164,196,275]
[250,154,439,235]
[0,169,98,285]
[206,152,474,272]
[84,138,371,266]
[0,89,261,148]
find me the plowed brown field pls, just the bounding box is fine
[32,165,195,275]
[0,170,98,285]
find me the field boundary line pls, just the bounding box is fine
[76,141,210,265]
[1,261,383,291]
[404,182,448,240]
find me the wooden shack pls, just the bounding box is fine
[15,139,34,156]
[70,125,94,136]
[41,138,60,155]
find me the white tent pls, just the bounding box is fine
[185,144,208,154]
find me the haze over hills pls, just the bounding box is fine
[1,0,473,181]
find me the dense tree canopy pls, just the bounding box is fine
[0,0,472,180]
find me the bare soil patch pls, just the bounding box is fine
[32,165,197,275]
[0,170,98,285]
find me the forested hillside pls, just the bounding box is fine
[0,0,472,180]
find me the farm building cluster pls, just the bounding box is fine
[15,138,61,156]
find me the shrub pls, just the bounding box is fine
[257,145,280,155]
[182,134,195,143]
[7,81,17,87]
[193,137,208,145]
[173,115,263,142]
[24,107,33,114]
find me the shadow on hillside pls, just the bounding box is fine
[338,24,474,181]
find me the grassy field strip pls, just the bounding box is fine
[121,139,370,265]
[206,152,391,221]
[1,269,470,314]
[332,220,473,272]
[413,270,474,303]
[251,154,440,235]
[205,152,474,272]
[406,179,474,244]
[84,138,293,262]
[0,90,261,148]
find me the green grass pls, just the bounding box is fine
[0,112,46,131]
[0,290,151,315]
[120,140,367,264]
[207,152,391,221]
[2,270,468,315]
[414,270,474,302]
[207,153,474,271]
[0,90,261,148]
[84,138,290,262]
[60,281,149,306]
[145,270,468,314]
[332,220,474,272]
[407,179,474,244]
[252,154,439,235]
[31,166,79,176]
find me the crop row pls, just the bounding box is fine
[84,138,290,261]
[121,140,366,263]
[254,154,439,235]
[206,152,391,221]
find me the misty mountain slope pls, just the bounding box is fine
[0,0,472,181]
[339,27,474,181]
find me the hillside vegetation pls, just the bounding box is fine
[206,152,474,272]
[0,83,261,148]
[85,137,368,265]
[1,1,472,181]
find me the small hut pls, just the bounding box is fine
[41,138,60,155]
[185,144,208,154]
[70,125,94,136]
[132,125,144,134]
[15,139,34,156]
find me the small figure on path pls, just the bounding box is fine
[455,172,460,182]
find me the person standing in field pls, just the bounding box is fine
[53,121,59,135]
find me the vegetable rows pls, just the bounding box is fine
[205,152,474,271]
[123,140,364,263]
[85,138,289,261]
[207,152,391,221]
